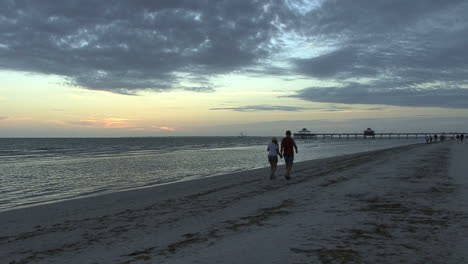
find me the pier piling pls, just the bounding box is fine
[293,132,466,140]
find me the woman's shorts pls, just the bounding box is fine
[268,155,278,163]
[284,155,294,165]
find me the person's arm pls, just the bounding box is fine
[280,140,284,155]
[293,140,298,154]
[276,146,282,158]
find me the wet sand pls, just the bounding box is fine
[1,142,467,263]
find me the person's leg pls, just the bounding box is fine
[269,156,278,179]
[286,164,292,179]
[269,160,274,178]
[272,162,277,178]
[286,156,294,180]
[288,164,293,178]
[284,156,293,180]
[284,157,289,177]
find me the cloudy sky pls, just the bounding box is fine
[1,0,468,136]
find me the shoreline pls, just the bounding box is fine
[1,142,467,263]
[0,142,422,215]
[1,138,424,213]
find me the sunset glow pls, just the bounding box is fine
[1,1,468,137]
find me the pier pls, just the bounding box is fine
[293,132,467,140]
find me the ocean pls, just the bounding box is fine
[0,137,422,212]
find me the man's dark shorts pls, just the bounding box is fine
[268,155,278,163]
[284,155,294,166]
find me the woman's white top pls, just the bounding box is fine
[268,143,279,156]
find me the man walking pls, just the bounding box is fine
[281,130,298,180]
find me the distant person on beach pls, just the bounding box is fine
[434,134,438,142]
[281,130,298,180]
[461,134,465,143]
[267,137,282,179]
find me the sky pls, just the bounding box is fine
[1,0,468,137]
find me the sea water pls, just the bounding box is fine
[0,137,422,212]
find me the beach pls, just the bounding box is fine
[1,141,467,263]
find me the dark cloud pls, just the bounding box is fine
[365,107,387,111]
[290,0,468,108]
[213,104,354,112]
[294,85,468,109]
[321,105,352,112]
[0,0,293,94]
[210,105,306,112]
[293,46,379,79]
[2,0,468,110]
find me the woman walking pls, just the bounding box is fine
[267,137,282,179]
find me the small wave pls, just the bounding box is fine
[74,188,111,197]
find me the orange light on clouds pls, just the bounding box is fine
[63,117,139,129]
[155,126,176,131]
[0,116,34,121]
[102,118,136,128]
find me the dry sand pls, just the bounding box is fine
[1,141,467,263]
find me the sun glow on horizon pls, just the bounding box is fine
[2,66,468,137]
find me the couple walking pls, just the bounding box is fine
[267,130,298,180]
